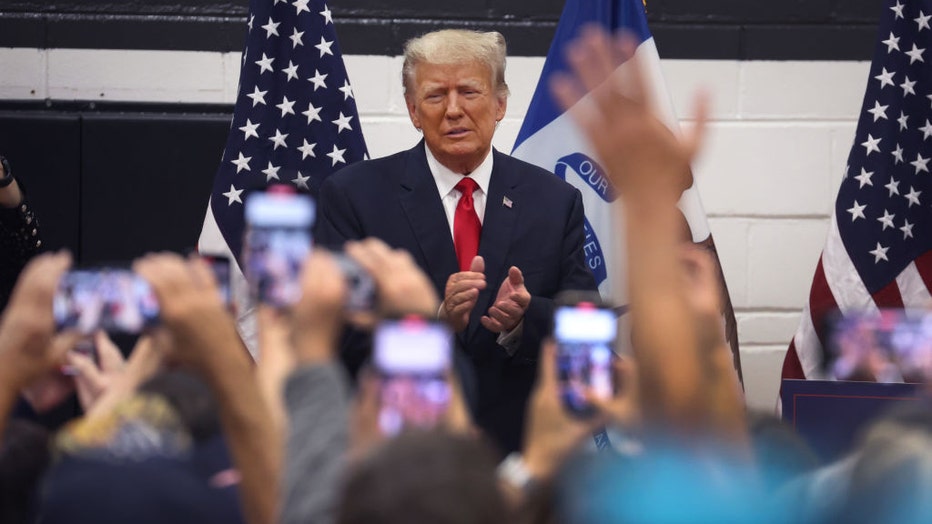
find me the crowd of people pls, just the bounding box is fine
[0,25,929,524]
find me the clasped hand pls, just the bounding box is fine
[440,256,531,334]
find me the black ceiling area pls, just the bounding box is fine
[0,0,883,59]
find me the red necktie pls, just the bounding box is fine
[453,177,481,272]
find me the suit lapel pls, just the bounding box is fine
[467,150,519,340]
[397,142,460,298]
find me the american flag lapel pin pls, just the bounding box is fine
[502,196,513,209]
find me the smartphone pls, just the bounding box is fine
[554,295,617,417]
[61,338,98,376]
[200,252,233,308]
[334,254,376,313]
[244,191,314,307]
[827,309,932,383]
[373,318,453,436]
[53,268,160,335]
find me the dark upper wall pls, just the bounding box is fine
[0,0,883,59]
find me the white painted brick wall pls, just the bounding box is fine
[47,49,230,103]
[661,60,742,120]
[693,123,837,216]
[0,48,48,99]
[746,219,831,308]
[663,58,871,409]
[739,345,790,412]
[738,61,869,120]
[0,47,875,410]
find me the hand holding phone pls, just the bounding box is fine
[553,293,617,417]
[53,268,159,335]
[199,253,233,308]
[374,318,452,436]
[244,191,315,307]
[334,254,377,313]
[61,338,97,376]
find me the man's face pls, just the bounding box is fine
[406,60,507,174]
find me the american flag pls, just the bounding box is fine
[783,0,932,381]
[199,0,368,264]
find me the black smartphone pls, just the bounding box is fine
[61,338,98,376]
[243,191,314,307]
[554,292,617,417]
[200,252,233,308]
[827,309,932,383]
[53,268,160,335]
[334,254,376,313]
[373,318,453,436]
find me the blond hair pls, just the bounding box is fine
[402,29,510,98]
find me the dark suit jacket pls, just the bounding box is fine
[315,141,597,453]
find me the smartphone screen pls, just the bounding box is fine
[373,319,452,436]
[828,309,932,383]
[244,192,314,307]
[555,305,617,416]
[54,269,160,335]
[200,253,233,308]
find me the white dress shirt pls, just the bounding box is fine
[425,146,494,239]
[424,146,523,353]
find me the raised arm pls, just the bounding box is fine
[551,26,745,444]
[135,254,279,524]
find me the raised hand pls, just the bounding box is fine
[82,334,165,418]
[678,245,726,345]
[136,252,279,524]
[522,341,605,482]
[290,249,347,366]
[67,331,127,412]
[134,253,241,373]
[549,25,707,204]
[345,238,439,319]
[256,305,295,442]
[0,252,80,426]
[0,252,78,392]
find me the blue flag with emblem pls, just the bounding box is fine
[512,0,742,379]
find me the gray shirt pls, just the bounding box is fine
[281,363,351,524]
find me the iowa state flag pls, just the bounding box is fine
[512,0,743,380]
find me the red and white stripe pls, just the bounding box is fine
[783,213,932,381]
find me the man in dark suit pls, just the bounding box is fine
[315,29,596,453]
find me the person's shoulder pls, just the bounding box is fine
[324,147,414,189]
